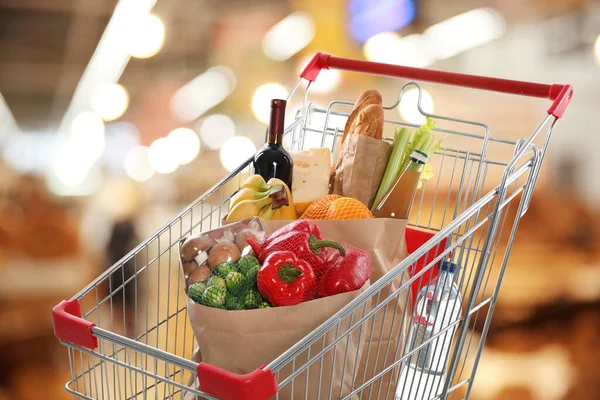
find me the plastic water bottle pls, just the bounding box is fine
[395,261,462,400]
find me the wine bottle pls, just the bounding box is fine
[253,99,293,190]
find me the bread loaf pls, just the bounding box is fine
[340,89,383,146]
[331,90,384,183]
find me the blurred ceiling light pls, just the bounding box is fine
[219,136,256,172]
[171,66,236,123]
[104,122,140,171]
[92,83,129,121]
[53,143,93,187]
[262,12,315,61]
[70,111,106,161]
[148,137,179,174]
[167,127,201,165]
[197,114,236,150]
[363,32,403,64]
[124,145,155,182]
[393,34,436,67]
[348,0,416,43]
[58,0,155,134]
[3,131,55,173]
[594,35,600,64]
[399,88,434,125]
[251,83,289,124]
[128,14,165,59]
[424,8,506,60]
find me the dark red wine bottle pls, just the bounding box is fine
[253,99,293,190]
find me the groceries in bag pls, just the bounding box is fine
[254,99,293,189]
[331,89,392,208]
[300,194,373,220]
[372,117,444,215]
[395,260,462,400]
[291,147,332,215]
[373,149,429,219]
[226,174,297,221]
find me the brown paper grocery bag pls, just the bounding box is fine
[262,219,409,399]
[332,134,392,209]
[185,219,408,399]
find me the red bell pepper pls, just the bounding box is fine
[248,220,324,256]
[317,245,372,297]
[258,231,346,276]
[265,220,323,244]
[257,251,317,306]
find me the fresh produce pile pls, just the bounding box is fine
[181,218,271,310]
[183,219,372,309]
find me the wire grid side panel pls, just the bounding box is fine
[63,339,212,400]
[73,162,254,398]
[270,154,535,400]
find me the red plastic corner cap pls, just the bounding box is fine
[547,84,573,119]
[52,299,98,349]
[197,363,277,400]
[300,52,331,82]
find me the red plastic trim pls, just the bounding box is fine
[547,84,573,118]
[52,299,98,349]
[300,52,331,82]
[406,227,449,311]
[197,363,277,400]
[299,53,573,119]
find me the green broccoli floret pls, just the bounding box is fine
[187,282,207,304]
[225,271,247,294]
[245,265,260,287]
[238,255,260,275]
[225,293,240,310]
[202,286,226,308]
[216,262,239,278]
[258,302,271,309]
[207,276,227,292]
[241,289,262,310]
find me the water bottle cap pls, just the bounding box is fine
[440,260,457,273]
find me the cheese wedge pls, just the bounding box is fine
[291,148,332,215]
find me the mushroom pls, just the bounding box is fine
[187,265,211,285]
[182,260,198,277]
[235,228,265,253]
[180,235,216,261]
[207,242,241,269]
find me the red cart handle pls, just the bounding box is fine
[300,53,573,119]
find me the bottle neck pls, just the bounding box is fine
[267,99,286,146]
[437,270,455,290]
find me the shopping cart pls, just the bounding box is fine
[53,53,572,400]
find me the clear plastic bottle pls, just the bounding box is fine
[395,261,462,400]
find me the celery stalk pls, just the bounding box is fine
[371,127,410,211]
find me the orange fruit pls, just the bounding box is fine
[325,197,373,220]
[300,194,373,220]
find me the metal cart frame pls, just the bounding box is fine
[53,53,572,400]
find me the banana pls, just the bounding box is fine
[225,195,272,221]
[257,203,277,220]
[267,178,298,220]
[241,175,269,192]
[229,188,268,210]
[229,184,284,211]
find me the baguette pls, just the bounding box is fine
[340,90,383,146]
[331,91,384,183]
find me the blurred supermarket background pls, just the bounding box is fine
[0,0,599,398]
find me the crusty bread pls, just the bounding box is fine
[340,90,383,146]
[331,91,384,184]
